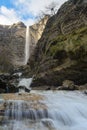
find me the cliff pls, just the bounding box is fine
[29,15,49,56]
[0,17,48,73]
[0,22,26,72]
[26,0,87,88]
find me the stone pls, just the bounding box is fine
[79,84,87,90]
[62,80,75,90]
[84,90,87,95]
[0,73,18,93]
[41,119,56,129]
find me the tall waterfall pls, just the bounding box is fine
[24,26,30,65]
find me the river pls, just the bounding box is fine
[0,91,87,130]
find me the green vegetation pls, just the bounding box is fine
[49,26,87,60]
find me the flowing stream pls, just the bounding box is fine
[1,91,87,130]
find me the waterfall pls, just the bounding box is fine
[24,26,30,65]
[18,78,32,93]
[2,91,87,130]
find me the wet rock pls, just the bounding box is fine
[41,119,56,129]
[79,84,87,90]
[62,80,75,90]
[0,73,19,93]
[0,78,7,93]
[56,80,79,90]
[56,86,62,90]
[84,90,87,95]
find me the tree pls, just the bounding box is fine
[45,1,58,16]
[34,1,58,38]
[36,1,58,22]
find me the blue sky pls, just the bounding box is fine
[0,0,67,25]
[0,0,13,8]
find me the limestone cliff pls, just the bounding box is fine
[29,15,49,56]
[0,21,26,72]
[0,17,48,73]
[26,0,87,88]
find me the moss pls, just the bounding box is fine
[75,26,87,34]
[47,26,86,55]
[46,26,87,63]
[68,46,86,60]
[50,41,65,56]
[65,35,82,52]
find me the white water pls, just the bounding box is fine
[13,72,22,77]
[24,26,30,65]
[41,91,87,130]
[2,91,87,130]
[18,78,32,92]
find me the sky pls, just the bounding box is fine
[0,0,67,26]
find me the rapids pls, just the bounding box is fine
[1,91,87,130]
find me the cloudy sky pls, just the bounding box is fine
[0,0,67,26]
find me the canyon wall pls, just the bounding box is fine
[26,0,87,88]
[0,21,26,71]
[29,15,49,56]
[0,16,48,72]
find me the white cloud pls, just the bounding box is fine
[23,18,35,26]
[0,6,20,25]
[0,0,67,25]
[14,0,67,16]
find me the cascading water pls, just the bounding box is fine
[18,26,32,92]
[1,91,87,130]
[18,78,32,93]
[24,26,30,65]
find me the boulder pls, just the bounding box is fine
[41,119,55,129]
[0,73,19,93]
[62,80,75,90]
[79,84,87,90]
[56,80,79,90]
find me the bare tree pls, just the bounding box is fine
[34,1,58,38]
[36,1,58,22]
[45,1,58,16]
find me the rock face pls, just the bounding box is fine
[29,15,49,57]
[0,21,26,70]
[0,17,49,73]
[26,0,87,89]
[0,73,19,93]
